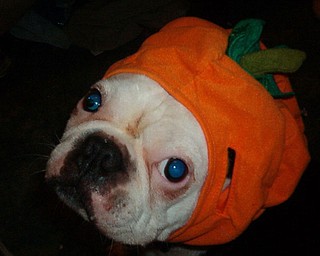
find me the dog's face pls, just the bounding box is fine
[46,74,208,245]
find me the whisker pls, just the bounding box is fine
[135,244,141,256]
[23,153,49,159]
[29,169,46,176]
[98,232,108,246]
[54,132,62,144]
[0,240,14,256]
[107,239,114,256]
[37,142,56,150]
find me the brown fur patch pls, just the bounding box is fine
[126,115,143,138]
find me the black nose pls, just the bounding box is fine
[77,134,124,177]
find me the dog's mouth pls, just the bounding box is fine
[55,185,82,210]
[47,176,94,220]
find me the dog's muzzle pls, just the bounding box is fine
[47,132,131,216]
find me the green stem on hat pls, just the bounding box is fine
[226,19,306,99]
[240,48,306,76]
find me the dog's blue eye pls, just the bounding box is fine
[83,89,101,112]
[164,158,188,182]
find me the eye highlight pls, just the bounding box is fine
[160,158,188,182]
[83,89,102,112]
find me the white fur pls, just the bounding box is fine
[46,74,208,254]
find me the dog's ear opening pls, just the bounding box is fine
[221,147,236,191]
[226,148,236,180]
[217,148,236,211]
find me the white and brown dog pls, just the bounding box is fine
[46,18,309,255]
[46,74,208,249]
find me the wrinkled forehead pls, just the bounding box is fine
[65,74,205,145]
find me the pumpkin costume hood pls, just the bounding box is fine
[103,17,310,245]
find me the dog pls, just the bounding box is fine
[46,17,310,255]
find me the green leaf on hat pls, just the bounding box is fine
[227,19,265,63]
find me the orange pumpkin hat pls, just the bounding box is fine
[104,17,310,245]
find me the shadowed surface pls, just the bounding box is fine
[1,0,319,255]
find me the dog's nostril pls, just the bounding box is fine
[78,135,124,175]
[84,138,99,157]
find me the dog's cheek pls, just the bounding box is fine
[90,191,116,219]
[89,189,138,235]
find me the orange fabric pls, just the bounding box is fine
[103,17,310,245]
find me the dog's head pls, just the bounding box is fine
[46,74,208,245]
[46,17,309,247]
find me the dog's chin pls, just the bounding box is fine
[96,223,157,246]
[93,214,169,246]
[103,229,158,246]
[88,191,165,245]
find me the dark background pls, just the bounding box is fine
[1,0,319,255]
